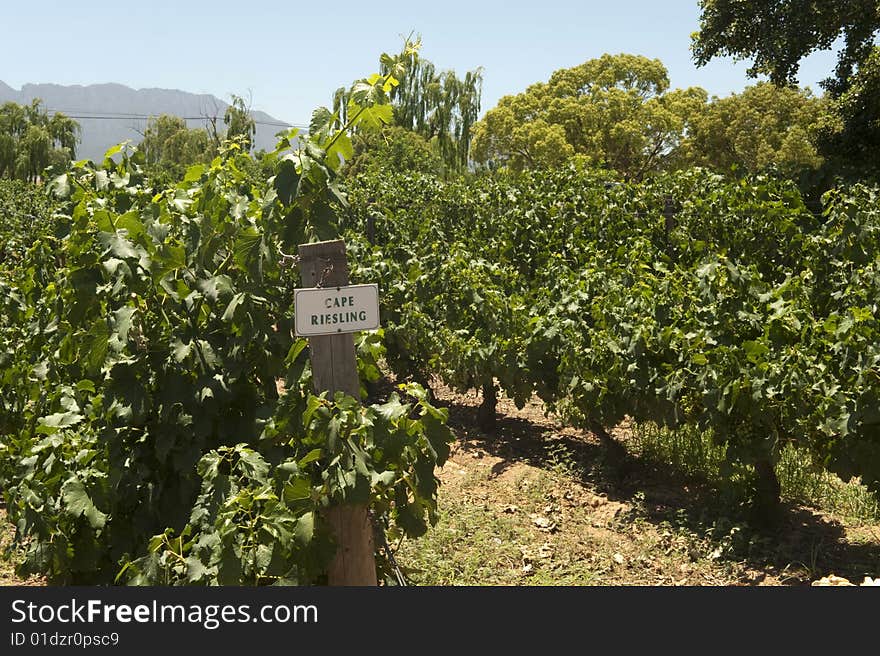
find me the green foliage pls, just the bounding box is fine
[692,0,880,182]
[342,166,880,513]
[0,100,80,182]
[224,95,257,154]
[334,37,482,173]
[343,126,443,178]
[816,47,880,182]
[0,179,59,270]
[679,82,828,178]
[140,114,216,179]
[139,96,260,183]
[692,0,879,87]
[0,63,453,585]
[470,54,707,180]
[124,384,450,585]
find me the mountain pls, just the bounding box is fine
[0,81,292,161]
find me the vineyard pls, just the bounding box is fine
[343,166,880,514]
[2,58,880,586]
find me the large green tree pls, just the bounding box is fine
[470,54,707,180]
[680,82,829,178]
[140,114,214,174]
[692,0,880,180]
[816,47,880,180]
[692,0,879,86]
[0,100,80,181]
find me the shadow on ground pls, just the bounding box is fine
[438,396,880,586]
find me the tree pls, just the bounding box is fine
[679,82,828,178]
[0,133,14,179]
[333,37,483,172]
[385,47,482,172]
[140,114,214,174]
[343,125,443,178]
[816,47,880,180]
[17,124,50,182]
[470,54,707,180]
[223,94,257,153]
[49,112,79,156]
[0,100,79,181]
[692,0,879,87]
[470,90,575,170]
[692,0,880,180]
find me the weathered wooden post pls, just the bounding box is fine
[297,239,378,586]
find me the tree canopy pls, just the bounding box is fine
[0,100,80,182]
[692,0,880,181]
[680,82,829,178]
[470,54,707,180]
[140,94,261,181]
[333,38,482,173]
[816,47,880,180]
[692,0,880,88]
[140,114,215,175]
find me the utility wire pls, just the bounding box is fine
[43,108,307,129]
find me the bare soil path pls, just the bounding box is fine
[394,382,880,585]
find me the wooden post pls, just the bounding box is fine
[297,239,378,586]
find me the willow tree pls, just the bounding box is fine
[0,100,79,181]
[334,39,482,172]
[385,44,482,171]
[49,112,79,156]
[0,103,25,178]
[16,125,51,182]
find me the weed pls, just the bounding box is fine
[545,440,581,478]
[777,443,880,524]
[630,422,726,480]
[631,422,880,524]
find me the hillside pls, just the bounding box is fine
[0,81,292,161]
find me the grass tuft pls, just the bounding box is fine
[629,422,880,524]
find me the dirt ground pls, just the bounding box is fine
[0,507,44,586]
[394,382,880,586]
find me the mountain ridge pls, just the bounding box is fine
[0,81,292,161]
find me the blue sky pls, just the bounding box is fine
[1,1,840,124]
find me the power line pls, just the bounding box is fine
[46,109,148,118]
[44,108,307,129]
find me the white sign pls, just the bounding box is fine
[294,283,380,337]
